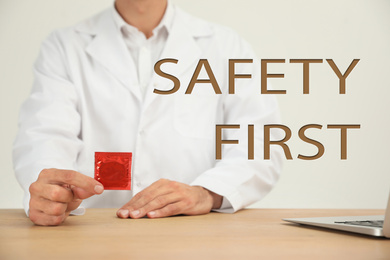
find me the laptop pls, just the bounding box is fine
[283,190,390,237]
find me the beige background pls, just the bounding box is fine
[1,0,389,209]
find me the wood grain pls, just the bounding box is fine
[0,209,389,260]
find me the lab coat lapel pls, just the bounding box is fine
[85,11,142,100]
[143,15,202,109]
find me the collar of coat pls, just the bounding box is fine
[74,5,214,39]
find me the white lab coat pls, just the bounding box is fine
[13,5,284,215]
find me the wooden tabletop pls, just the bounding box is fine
[0,208,389,260]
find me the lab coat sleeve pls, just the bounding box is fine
[12,31,83,215]
[190,33,285,213]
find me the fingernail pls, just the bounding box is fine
[148,211,156,217]
[118,209,129,218]
[94,185,104,194]
[131,210,140,217]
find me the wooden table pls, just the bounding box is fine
[0,209,389,259]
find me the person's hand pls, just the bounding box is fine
[28,168,104,226]
[116,179,223,219]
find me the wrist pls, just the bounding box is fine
[205,189,223,210]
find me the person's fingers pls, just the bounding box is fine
[117,179,173,218]
[38,169,104,195]
[117,179,170,218]
[116,180,216,219]
[133,193,182,219]
[66,200,83,213]
[147,202,184,218]
[28,209,67,226]
[30,197,67,216]
[130,179,170,206]
[28,169,101,226]
[29,182,74,203]
[116,208,130,218]
[71,186,95,200]
[45,201,67,216]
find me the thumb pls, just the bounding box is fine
[71,186,99,200]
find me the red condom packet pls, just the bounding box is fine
[95,152,132,190]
